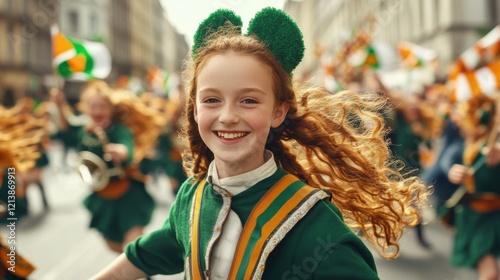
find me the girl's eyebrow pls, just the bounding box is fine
[197,88,220,94]
[198,87,267,95]
[238,87,267,95]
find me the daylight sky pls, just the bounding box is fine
[160,0,287,46]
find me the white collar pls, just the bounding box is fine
[207,150,277,196]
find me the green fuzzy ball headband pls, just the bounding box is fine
[192,7,305,74]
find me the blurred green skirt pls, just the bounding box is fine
[83,180,155,243]
[451,205,500,268]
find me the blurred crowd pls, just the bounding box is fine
[1,60,500,280]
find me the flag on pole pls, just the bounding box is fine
[146,66,170,94]
[347,41,399,70]
[116,75,145,94]
[449,25,500,79]
[51,25,111,80]
[397,41,438,68]
[450,60,500,102]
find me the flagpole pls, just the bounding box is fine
[49,22,71,132]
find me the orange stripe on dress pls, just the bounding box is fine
[462,141,484,193]
[243,186,315,279]
[228,174,298,279]
[190,179,206,280]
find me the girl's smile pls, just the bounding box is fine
[215,131,249,141]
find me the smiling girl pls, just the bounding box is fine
[92,8,427,280]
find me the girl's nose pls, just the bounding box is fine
[219,104,239,124]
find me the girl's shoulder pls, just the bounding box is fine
[173,175,206,204]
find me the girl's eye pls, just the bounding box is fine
[242,99,258,104]
[203,98,219,103]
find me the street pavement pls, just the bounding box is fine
[9,142,481,280]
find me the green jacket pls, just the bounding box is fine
[126,168,378,279]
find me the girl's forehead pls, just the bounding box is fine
[198,53,272,79]
[88,94,112,105]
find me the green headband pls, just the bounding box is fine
[192,7,305,74]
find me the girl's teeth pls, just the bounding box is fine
[217,132,245,139]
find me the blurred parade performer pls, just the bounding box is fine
[446,96,500,280]
[387,91,444,249]
[419,84,464,224]
[138,92,187,196]
[14,98,53,213]
[51,80,161,253]
[0,98,52,222]
[91,8,428,279]
[0,104,44,279]
[365,71,434,249]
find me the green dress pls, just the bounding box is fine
[389,112,423,175]
[58,123,155,243]
[451,146,500,268]
[126,168,379,279]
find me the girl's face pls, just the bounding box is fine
[194,52,288,177]
[88,95,113,129]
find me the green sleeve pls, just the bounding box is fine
[312,233,379,279]
[108,123,134,164]
[125,200,184,276]
[313,203,378,279]
[54,124,82,148]
[277,200,379,280]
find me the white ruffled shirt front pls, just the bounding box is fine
[207,150,276,280]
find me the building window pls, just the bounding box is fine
[68,10,79,34]
[22,0,28,14]
[7,23,13,63]
[90,12,98,35]
[5,0,12,12]
[434,0,439,30]
[3,88,16,108]
[0,0,10,11]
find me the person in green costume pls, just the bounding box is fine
[91,7,428,280]
[447,96,500,280]
[387,96,434,248]
[0,98,52,221]
[138,93,187,195]
[0,106,44,279]
[51,81,155,254]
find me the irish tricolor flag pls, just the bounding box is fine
[451,60,500,102]
[51,25,111,80]
[449,25,500,80]
[347,40,399,70]
[397,41,438,68]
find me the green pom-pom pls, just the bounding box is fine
[246,7,304,73]
[192,9,243,55]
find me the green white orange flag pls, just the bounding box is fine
[347,41,399,70]
[146,66,170,94]
[51,25,111,80]
[397,41,438,68]
[450,60,500,102]
[449,25,500,79]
